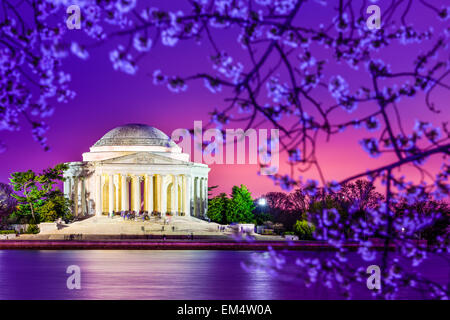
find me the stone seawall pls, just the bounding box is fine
[0,240,397,251]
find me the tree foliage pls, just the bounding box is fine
[208,185,256,224]
[0,182,17,227]
[207,192,229,224]
[293,220,315,240]
[253,203,273,226]
[36,190,72,223]
[208,185,219,197]
[227,185,255,223]
[395,199,449,245]
[9,164,68,223]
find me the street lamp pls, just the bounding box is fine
[255,197,267,234]
[258,197,266,206]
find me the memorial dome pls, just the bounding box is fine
[93,124,176,147]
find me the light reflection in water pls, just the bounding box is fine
[0,250,447,300]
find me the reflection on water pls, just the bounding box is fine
[0,250,447,300]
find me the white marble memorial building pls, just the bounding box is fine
[63,124,210,218]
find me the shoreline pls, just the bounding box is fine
[0,239,398,251]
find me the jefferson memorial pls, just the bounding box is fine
[63,124,210,219]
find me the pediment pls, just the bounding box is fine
[100,152,188,165]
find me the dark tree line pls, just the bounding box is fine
[256,179,383,232]
[257,179,448,244]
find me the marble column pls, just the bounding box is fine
[64,177,71,199]
[154,175,159,212]
[134,175,141,213]
[199,178,204,217]
[95,174,102,216]
[161,175,167,217]
[108,174,114,216]
[81,177,86,216]
[193,177,198,217]
[73,177,79,217]
[174,175,179,215]
[143,174,148,212]
[180,176,185,215]
[114,175,119,212]
[147,174,153,213]
[192,177,196,217]
[204,178,208,217]
[185,175,191,216]
[198,177,202,217]
[121,174,128,211]
[191,176,195,216]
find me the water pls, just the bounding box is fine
[0,250,448,300]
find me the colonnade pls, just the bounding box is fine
[64,176,89,217]
[65,173,208,218]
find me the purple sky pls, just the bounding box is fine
[0,0,448,197]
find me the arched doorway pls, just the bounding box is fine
[102,179,117,214]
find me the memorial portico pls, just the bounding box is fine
[63,124,210,218]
